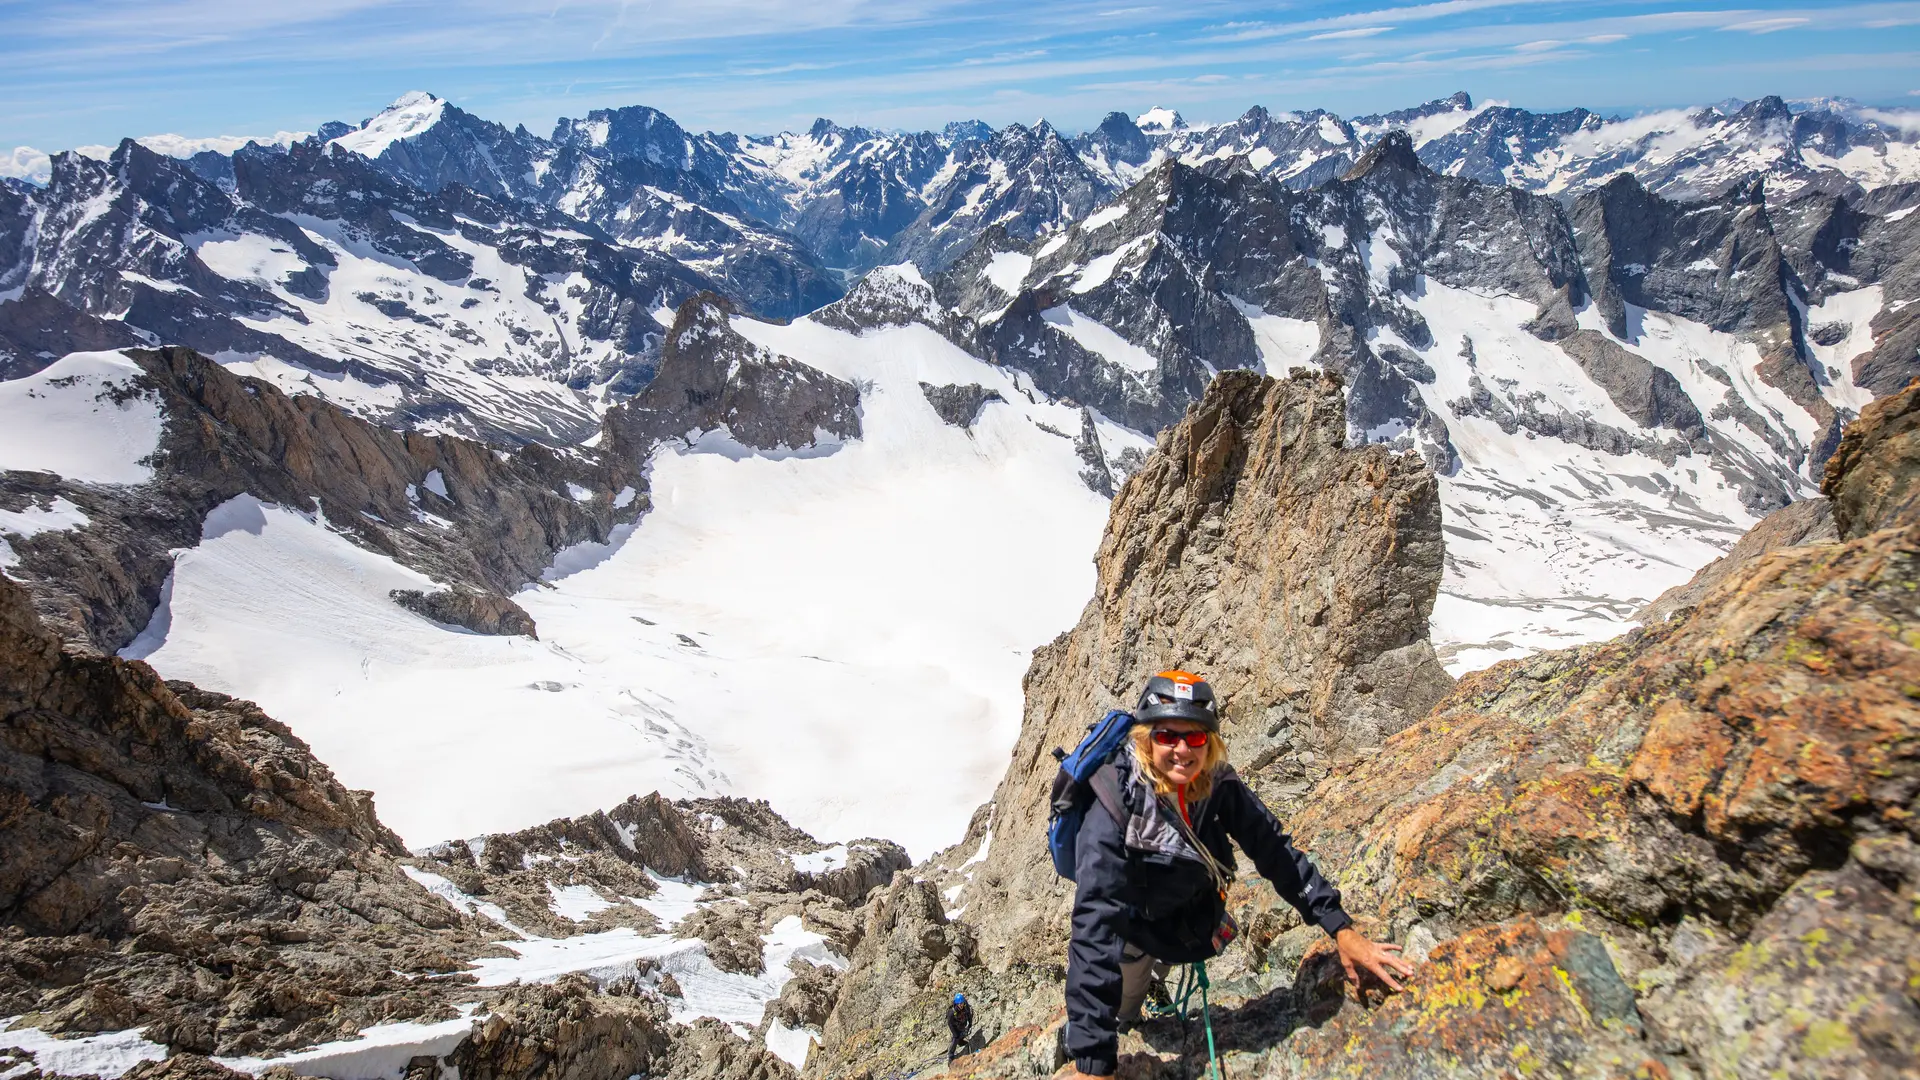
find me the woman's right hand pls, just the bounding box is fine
[1335,926,1417,990]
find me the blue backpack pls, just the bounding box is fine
[1046,709,1135,880]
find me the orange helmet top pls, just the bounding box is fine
[1136,670,1218,728]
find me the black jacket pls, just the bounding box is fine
[947,1000,972,1035]
[1065,754,1350,1075]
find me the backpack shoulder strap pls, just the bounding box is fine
[1087,760,1128,827]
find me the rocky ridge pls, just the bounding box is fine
[806,377,1920,1079]
[0,345,640,654]
[808,367,1455,1078]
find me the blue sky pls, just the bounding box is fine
[3,0,1919,157]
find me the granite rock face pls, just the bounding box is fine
[811,877,982,1078]
[965,369,1451,966]
[1261,392,1920,1077]
[450,976,676,1080]
[1823,376,1920,538]
[919,383,1005,430]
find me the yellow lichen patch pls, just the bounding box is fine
[1800,1018,1856,1059]
[1725,939,1773,978]
[1800,927,1830,968]
[1552,966,1594,1028]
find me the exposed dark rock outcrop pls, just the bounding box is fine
[391,588,539,637]
[0,287,142,380]
[919,383,1004,429]
[765,959,843,1030]
[812,265,975,346]
[604,295,861,455]
[1073,406,1115,497]
[449,976,676,1080]
[1556,328,1707,438]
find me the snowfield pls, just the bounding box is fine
[0,352,164,484]
[123,318,1125,858]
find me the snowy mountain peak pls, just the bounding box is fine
[330,91,448,158]
[553,104,688,155]
[1136,107,1184,132]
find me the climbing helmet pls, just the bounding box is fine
[1134,670,1219,730]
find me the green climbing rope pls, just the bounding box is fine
[1142,961,1224,1080]
[1194,961,1222,1080]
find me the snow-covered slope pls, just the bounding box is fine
[114,308,1142,856]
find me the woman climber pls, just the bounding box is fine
[1062,670,1414,1077]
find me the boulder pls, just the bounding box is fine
[1823,376,1920,538]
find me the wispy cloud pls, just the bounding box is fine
[1723,16,1813,34]
[1307,27,1396,41]
[3,0,1920,150]
[961,49,1050,66]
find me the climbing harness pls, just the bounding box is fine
[1143,961,1226,1080]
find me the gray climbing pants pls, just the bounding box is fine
[1118,944,1171,1023]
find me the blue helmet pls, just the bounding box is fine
[953,993,966,1004]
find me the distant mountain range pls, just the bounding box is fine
[4,83,1918,670]
[4,89,1916,446]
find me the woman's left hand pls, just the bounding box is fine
[1334,926,1416,991]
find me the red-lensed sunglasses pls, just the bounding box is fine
[1150,729,1209,748]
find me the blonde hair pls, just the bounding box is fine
[1129,723,1229,801]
